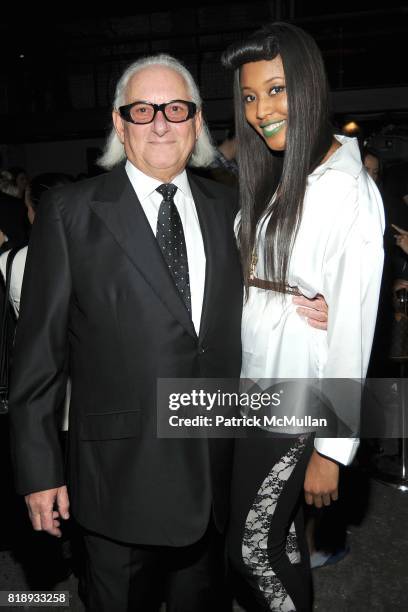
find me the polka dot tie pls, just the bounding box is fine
[156,183,191,313]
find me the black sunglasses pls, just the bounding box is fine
[118,100,197,124]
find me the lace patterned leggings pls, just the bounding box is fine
[228,435,314,612]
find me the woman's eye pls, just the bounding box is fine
[243,94,255,104]
[270,86,285,95]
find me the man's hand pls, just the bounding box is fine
[25,486,70,538]
[304,450,339,508]
[293,294,328,330]
[392,224,408,255]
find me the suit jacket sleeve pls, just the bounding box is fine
[9,189,71,495]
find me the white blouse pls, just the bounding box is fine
[240,136,385,465]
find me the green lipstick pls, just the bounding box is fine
[261,119,286,138]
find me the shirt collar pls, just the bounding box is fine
[309,135,362,181]
[125,160,192,201]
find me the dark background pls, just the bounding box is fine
[1,1,407,175]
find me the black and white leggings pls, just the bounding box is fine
[228,435,314,612]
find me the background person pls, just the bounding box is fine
[6,167,29,200]
[362,147,381,185]
[0,170,28,251]
[0,173,72,317]
[0,172,73,579]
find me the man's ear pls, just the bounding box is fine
[194,109,203,140]
[112,110,125,144]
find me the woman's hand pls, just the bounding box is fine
[392,224,408,255]
[293,294,328,330]
[304,449,339,508]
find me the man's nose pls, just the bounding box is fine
[151,110,169,135]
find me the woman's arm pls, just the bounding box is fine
[306,174,384,504]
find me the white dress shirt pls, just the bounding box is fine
[239,136,385,465]
[125,161,206,335]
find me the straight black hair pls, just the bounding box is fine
[222,22,334,293]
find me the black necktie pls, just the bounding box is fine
[156,183,191,313]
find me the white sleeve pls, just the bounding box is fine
[314,437,360,465]
[314,175,385,465]
[0,248,27,317]
[0,251,9,282]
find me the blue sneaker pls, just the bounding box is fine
[310,546,350,569]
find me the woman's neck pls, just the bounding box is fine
[321,137,342,164]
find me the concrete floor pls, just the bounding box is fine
[0,467,407,611]
[312,476,408,611]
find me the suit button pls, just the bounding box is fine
[199,346,206,355]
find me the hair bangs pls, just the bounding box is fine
[222,32,279,70]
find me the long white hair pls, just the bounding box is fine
[98,54,216,170]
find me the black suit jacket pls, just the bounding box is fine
[9,165,242,546]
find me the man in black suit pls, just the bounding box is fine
[9,55,242,611]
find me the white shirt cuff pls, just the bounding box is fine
[314,437,359,466]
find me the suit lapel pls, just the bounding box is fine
[188,172,220,344]
[89,165,196,338]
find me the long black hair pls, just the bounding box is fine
[222,22,333,293]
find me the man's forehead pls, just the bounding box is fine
[126,66,190,102]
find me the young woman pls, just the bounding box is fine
[222,22,384,611]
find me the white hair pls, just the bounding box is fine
[0,170,19,197]
[97,54,216,170]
